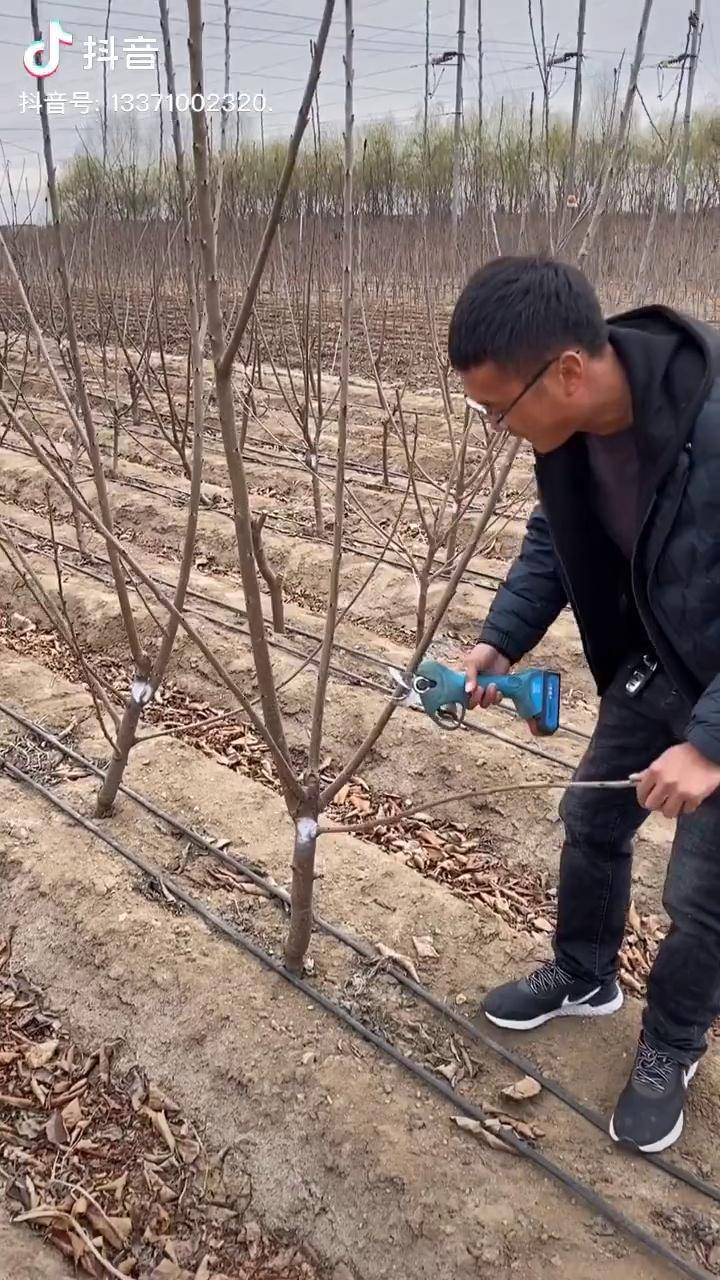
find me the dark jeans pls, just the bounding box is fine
[555,654,720,1065]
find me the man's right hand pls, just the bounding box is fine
[463,643,512,709]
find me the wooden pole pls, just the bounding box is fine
[676,0,702,224]
[424,0,430,149]
[477,0,483,148]
[451,0,466,233]
[568,0,587,196]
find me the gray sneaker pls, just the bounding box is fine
[483,960,623,1030]
[609,1034,699,1153]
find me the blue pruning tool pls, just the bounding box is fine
[390,659,561,735]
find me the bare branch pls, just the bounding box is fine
[307,4,355,775]
[251,513,285,634]
[319,779,636,836]
[218,1,336,376]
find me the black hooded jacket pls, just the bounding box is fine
[479,305,720,762]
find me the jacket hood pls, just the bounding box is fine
[608,303,720,381]
[604,304,717,483]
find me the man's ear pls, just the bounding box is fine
[556,349,584,397]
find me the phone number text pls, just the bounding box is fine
[111,91,269,112]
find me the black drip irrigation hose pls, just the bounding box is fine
[7,395,422,491]
[39,394,506,502]
[0,751,713,1280]
[0,440,509,594]
[0,515,591,764]
[0,701,718,1212]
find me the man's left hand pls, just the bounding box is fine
[634,743,720,818]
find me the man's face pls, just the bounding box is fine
[461,349,587,454]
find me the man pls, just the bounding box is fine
[449,256,720,1155]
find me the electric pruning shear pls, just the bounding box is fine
[389,659,561,736]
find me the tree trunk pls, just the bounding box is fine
[311,464,324,536]
[251,512,285,633]
[127,367,141,426]
[69,432,87,555]
[284,795,319,974]
[96,675,153,816]
[445,428,468,569]
[381,416,389,487]
[416,549,433,645]
[101,340,108,391]
[111,410,119,476]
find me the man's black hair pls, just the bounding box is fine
[448,255,608,372]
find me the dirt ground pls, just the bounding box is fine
[0,1201,73,1279]
[0,343,718,1280]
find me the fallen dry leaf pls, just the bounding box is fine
[484,1104,543,1142]
[30,1076,48,1107]
[375,943,420,983]
[98,1043,113,1085]
[14,1114,45,1140]
[61,1096,83,1130]
[143,1106,176,1153]
[235,882,269,898]
[531,916,554,934]
[628,899,643,936]
[620,967,644,995]
[501,1076,542,1102]
[507,1118,544,1142]
[479,1127,515,1154]
[45,1110,70,1147]
[96,1171,128,1201]
[451,1115,515,1154]
[482,1118,518,1152]
[149,1263,192,1280]
[452,1115,482,1134]
[68,1230,86,1265]
[6,1178,33,1211]
[85,1205,132,1250]
[147,1082,181,1114]
[143,1163,178,1203]
[176,1133,201,1165]
[436,1062,461,1085]
[0,1092,40,1111]
[127,1066,147,1111]
[412,935,439,960]
[24,1038,58,1069]
[415,825,444,850]
[14,1204,71,1228]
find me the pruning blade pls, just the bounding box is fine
[387,665,424,710]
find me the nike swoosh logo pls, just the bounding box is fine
[562,985,601,1007]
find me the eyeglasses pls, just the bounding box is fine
[465,355,561,430]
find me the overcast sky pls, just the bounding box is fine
[1,0,718,217]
